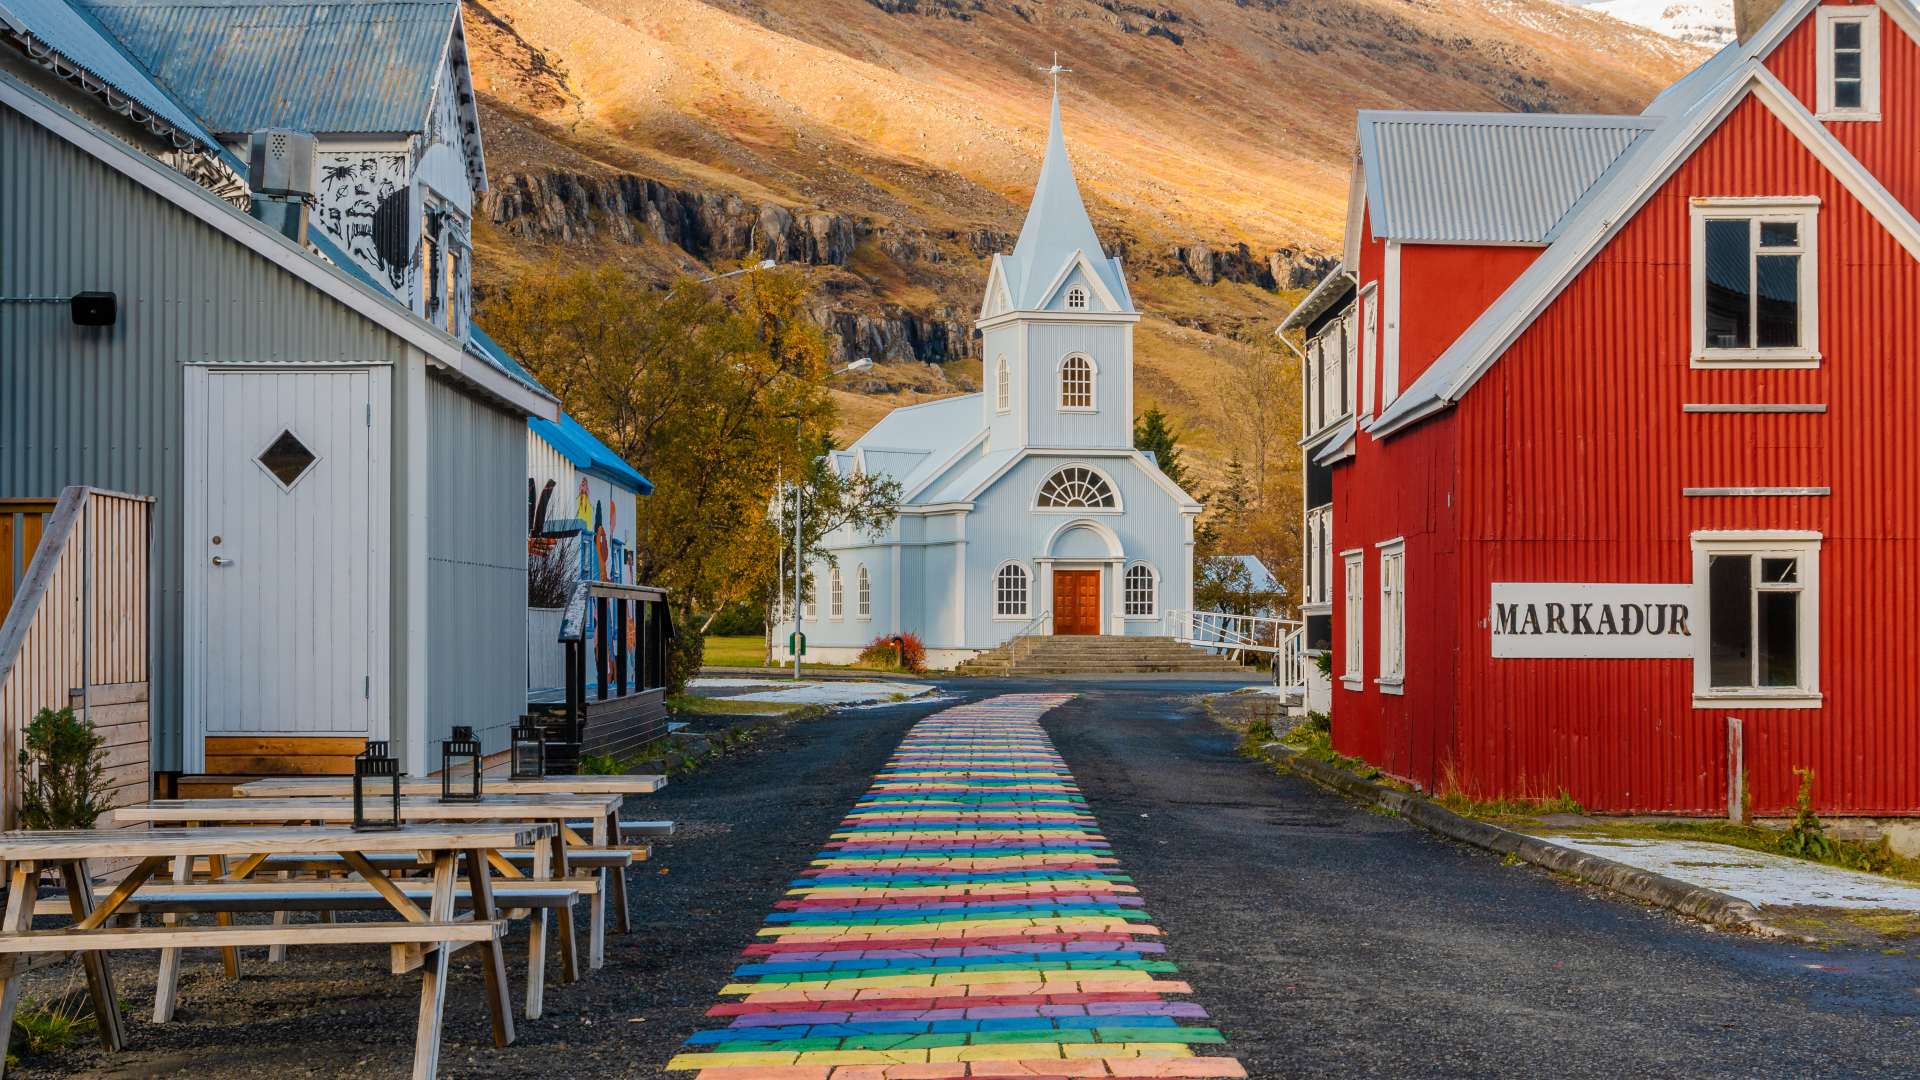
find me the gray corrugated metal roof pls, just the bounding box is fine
[0,0,222,150]
[75,0,454,135]
[1358,112,1655,244]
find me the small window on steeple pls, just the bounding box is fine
[995,357,1011,413]
[1066,286,1088,310]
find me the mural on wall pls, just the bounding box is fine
[316,152,413,295]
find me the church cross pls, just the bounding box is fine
[1041,51,1072,95]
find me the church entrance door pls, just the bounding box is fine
[1053,570,1101,635]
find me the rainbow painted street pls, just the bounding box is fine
[665,693,1246,1079]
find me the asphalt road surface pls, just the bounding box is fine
[43,680,1919,1078]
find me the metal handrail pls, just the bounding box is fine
[1006,610,1052,662]
[1165,609,1301,655]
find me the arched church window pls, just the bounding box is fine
[856,565,872,619]
[1066,286,1088,310]
[1059,355,1095,410]
[996,562,1031,618]
[1036,466,1117,510]
[829,565,844,619]
[995,356,1011,413]
[1125,564,1158,617]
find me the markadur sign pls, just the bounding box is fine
[1489,583,1697,659]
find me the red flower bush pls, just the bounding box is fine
[858,632,927,673]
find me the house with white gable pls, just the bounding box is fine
[783,89,1202,669]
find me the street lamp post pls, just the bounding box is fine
[790,356,875,680]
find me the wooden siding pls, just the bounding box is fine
[0,488,153,827]
[203,735,368,776]
[1,499,56,620]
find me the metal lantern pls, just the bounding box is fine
[352,740,402,831]
[440,725,484,803]
[510,718,546,780]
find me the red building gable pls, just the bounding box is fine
[1294,0,1920,816]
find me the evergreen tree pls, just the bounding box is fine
[1196,456,1252,557]
[1133,407,1188,489]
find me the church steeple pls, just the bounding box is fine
[999,85,1133,314]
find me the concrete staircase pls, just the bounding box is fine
[956,635,1251,676]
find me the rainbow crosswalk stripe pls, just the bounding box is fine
[666,693,1246,1079]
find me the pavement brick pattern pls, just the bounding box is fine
[666,693,1247,1079]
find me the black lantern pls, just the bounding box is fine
[510,718,547,780]
[353,740,402,831]
[440,725,484,802]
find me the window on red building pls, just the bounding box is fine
[1693,534,1821,707]
[1692,200,1818,366]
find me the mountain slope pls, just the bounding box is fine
[1564,0,1735,46]
[464,0,1703,468]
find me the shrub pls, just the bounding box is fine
[666,622,706,697]
[857,632,927,673]
[17,707,108,831]
[1780,768,1834,860]
[527,543,575,608]
[703,602,764,637]
[578,753,622,776]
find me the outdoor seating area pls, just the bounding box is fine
[0,772,671,1078]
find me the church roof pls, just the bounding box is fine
[1000,89,1132,313]
[844,394,985,502]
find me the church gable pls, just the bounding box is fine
[1037,253,1122,313]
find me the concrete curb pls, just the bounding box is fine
[1264,743,1785,938]
[699,666,929,683]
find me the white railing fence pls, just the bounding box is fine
[1280,626,1308,690]
[1164,609,1301,658]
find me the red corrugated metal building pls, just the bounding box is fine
[1290,0,1920,815]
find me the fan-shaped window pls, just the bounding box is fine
[1066,286,1088,310]
[828,565,844,619]
[1036,466,1117,510]
[856,564,872,619]
[995,562,1031,618]
[1125,564,1158,617]
[994,356,1011,413]
[1059,355,1094,410]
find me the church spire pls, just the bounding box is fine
[1002,77,1131,313]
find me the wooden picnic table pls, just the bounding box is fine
[235,775,666,797]
[0,823,549,1080]
[115,794,628,972]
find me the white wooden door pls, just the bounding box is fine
[186,368,387,744]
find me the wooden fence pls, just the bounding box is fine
[0,487,153,828]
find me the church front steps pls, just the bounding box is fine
[957,635,1252,676]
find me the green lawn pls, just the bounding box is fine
[703,635,771,668]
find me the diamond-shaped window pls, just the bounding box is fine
[257,429,318,490]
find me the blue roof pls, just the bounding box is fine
[465,322,552,398]
[74,0,455,135]
[530,413,652,496]
[0,0,224,151]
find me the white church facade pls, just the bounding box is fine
[786,91,1201,669]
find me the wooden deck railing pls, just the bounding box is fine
[0,487,153,828]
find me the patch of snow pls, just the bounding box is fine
[689,678,937,707]
[1540,835,1920,909]
[1559,0,1735,47]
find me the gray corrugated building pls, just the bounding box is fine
[0,1,555,775]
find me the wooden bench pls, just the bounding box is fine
[0,823,551,1080]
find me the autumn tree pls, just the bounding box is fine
[480,263,896,624]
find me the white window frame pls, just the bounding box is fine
[993,561,1032,620]
[828,564,844,620]
[1817,7,1880,121]
[1376,538,1405,693]
[1340,549,1365,689]
[1305,505,1333,612]
[1033,463,1123,513]
[855,564,872,620]
[1359,284,1379,420]
[1123,563,1158,619]
[803,572,818,621]
[994,356,1011,414]
[1690,198,1820,368]
[1058,354,1097,412]
[1691,531,1822,709]
[1065,285,1089,310]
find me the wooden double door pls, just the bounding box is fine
[1053,569,1102,636]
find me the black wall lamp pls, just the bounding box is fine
[0,292,117,326]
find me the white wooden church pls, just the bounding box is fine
[787,90,1201,669]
